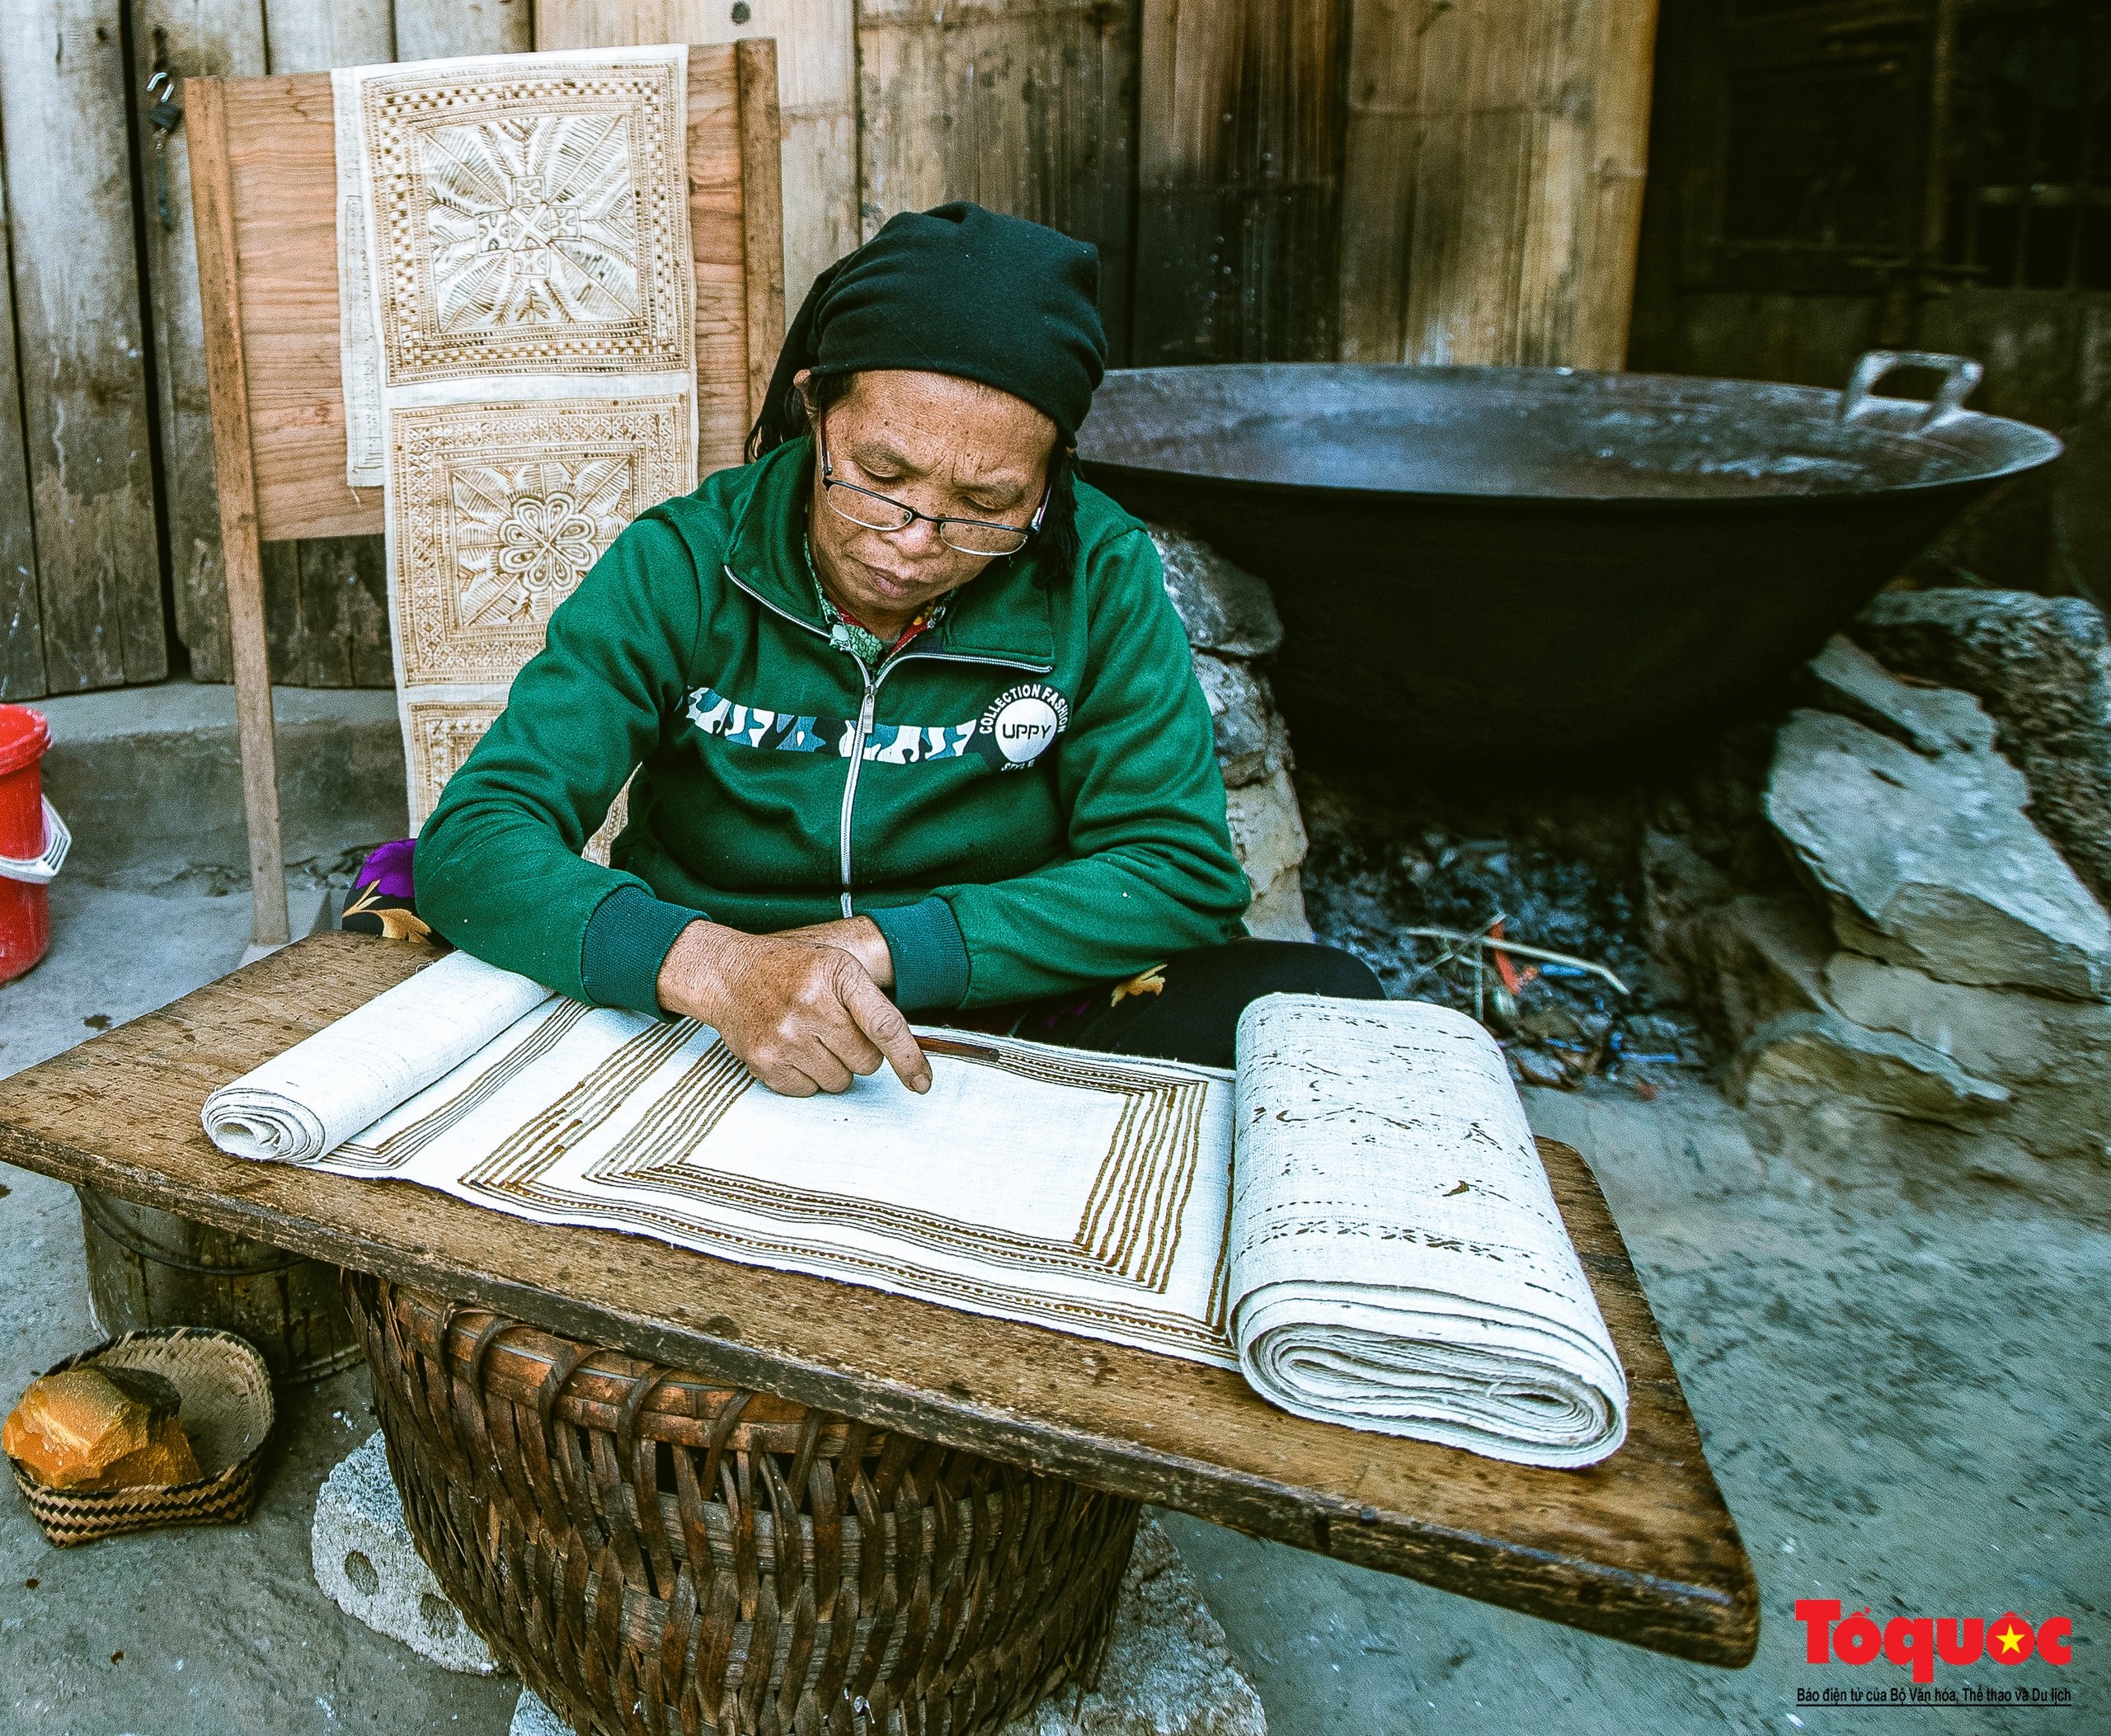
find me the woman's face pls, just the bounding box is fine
[802,368,1055,637]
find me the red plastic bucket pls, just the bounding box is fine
[0,704,57,984]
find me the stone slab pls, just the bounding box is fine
[311,1430,503,1677]
[1242,868,1316,944]
[1854,588,2111,906]
[1148,527,1284,661]
[1192,652,1289,790]
[1807,634,1996,756]
[1225,767,1308,899]
[1642,826,1831,1052]
[1731,1009,2009,1126]
[1736,1090,2054,1202]
[1765,708,2111,1000]
[511,1690,571,1736]
[1826,952,2111,1168]
[34,682,408,886]
[1008,1517,1267,1735]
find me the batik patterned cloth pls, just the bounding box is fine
[201,962,1630,1465]
[332,47,698,834]
[205,952,1239,1369]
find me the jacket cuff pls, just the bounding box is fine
[867,897,971,1012]
[581,884,705,1015]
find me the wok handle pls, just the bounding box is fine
[1836,350,1983,430]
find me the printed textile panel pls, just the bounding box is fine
[406,698,505,828]
[355,60,693,385]
[328,1009,1239,1366]
[391,397,689,688]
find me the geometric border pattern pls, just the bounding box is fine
[402,696,506,830]
[357,61,691,385]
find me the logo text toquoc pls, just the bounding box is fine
[1796,1600,2074,1684]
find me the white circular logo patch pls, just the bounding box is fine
[976,683,1070,770]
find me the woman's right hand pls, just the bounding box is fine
[655,923,932,1098]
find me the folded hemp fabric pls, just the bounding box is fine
[3,1367,202,1492]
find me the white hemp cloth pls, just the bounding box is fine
[203,969,1626,1465]
[205,953,1240,1369]
[1230,996,1628,1468]
[204,953,551,1164]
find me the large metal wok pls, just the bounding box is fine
[1077,352,2063,771]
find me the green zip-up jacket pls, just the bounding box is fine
[414,438,1251,1014]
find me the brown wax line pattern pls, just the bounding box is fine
[343,1015,1226,1310]
[586,1041,1206,1287]
[470,1168,1239,1367]
[332,999,590,1174]
[1205,1160,1237,1341]
[463,1019,697,1191]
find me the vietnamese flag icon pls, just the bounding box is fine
[1989,1614,2035,1664]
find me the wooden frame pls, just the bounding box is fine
[0,936,1761,1668]
[186,45,787,946]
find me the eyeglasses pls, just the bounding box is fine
[816,414,1048,557]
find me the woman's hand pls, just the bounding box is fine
[776,915,895,987]
[656,922,930,1097]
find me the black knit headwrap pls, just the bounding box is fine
[747,202,1107,458]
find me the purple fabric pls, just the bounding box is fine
[353,837,417,901]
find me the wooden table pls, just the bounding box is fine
[0,934,1757,1668]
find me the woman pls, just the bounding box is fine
[416,202,1378,1095]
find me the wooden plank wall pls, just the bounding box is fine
[0,120,45,699]
[0,0,1657,699]
[535,0,858,316]
[547,0,1655,375]
[857,0,1139,360]
[1338,0,1659,369]
[0,0,527,700]
[1134,0,1346,365]
[138,0,273,690]
[0,4,167,698]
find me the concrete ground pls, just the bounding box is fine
[2,874,2106,1734]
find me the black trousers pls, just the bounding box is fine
[996,939,1385,1070]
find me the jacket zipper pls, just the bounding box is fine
[722,564,1051,916]
[839,669,877,915]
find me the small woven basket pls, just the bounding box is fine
[348,1272,1140,1736]
[8,1326,275,1547]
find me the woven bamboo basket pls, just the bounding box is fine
[9,1327,275,1547]
[346,1273,1141,1736]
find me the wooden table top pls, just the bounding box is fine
[0,934,1756,1667]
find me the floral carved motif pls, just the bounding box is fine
[392,398,688,687]
[422,115,642,336]
[450,455,632,627]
